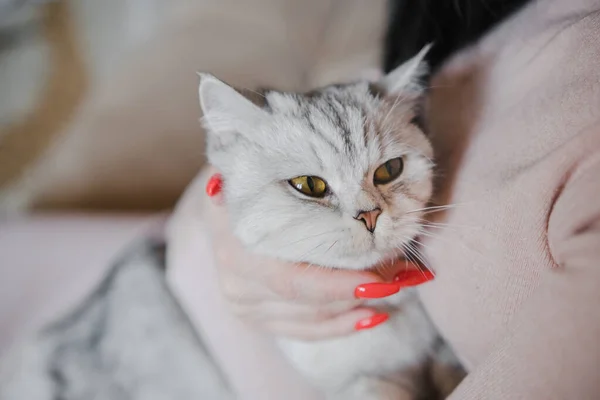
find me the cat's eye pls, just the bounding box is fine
[289,176,327,198]
[373,157,404,185]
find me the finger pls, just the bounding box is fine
[205,195,235,239]
[264,265,377,303]
[393,267,435,286]
[234,299,363,323]
[378,258,422,281]
[353,259,429,299]
[217,269,271,304]
[211,192,225,206]
[263,260,424,304]
[263,307,384,341]
[216,238,425,303]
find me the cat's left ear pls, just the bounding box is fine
[378,43,432,95]
[198,73,268,136]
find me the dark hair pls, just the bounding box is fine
[383,0,533,73]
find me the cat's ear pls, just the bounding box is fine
[379,43,432,95]
[198,73,268,135]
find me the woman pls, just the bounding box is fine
[167,0,600,398]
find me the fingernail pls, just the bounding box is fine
[394,269,435,286]
[355,313,389,331]
[206,174,223,197]
[354,282,401,299]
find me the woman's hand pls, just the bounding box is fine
[172,168,433,341]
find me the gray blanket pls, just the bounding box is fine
[0,241,232,400]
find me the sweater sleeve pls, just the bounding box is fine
[447,155,600,400]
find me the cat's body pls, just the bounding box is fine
[278,291,437,399]
[199,47,463,399]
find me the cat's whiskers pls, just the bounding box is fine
[401,143,436,166]
[399,241,431,278]
[322,240,339,256]
[260,228,341,250]
[416,218,479,230]
[417,222,475,237]
[240,87,266,98]
[296,242,327,263]
[415,226,496,266]
[291,242,330,300]
[396,232,429,268]
[408,237,436,263]
[406,203,466,215]
[285,229,341,246]
[290,240,341,303]
[425,83,455,90]
[381,94,408,130]
[419,224,462,234]
[374,257,396,276]
[294,238,340,275]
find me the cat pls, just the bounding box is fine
[0,241,233,400]
[384,0,533,73]
[198,45,464,400]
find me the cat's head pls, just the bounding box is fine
[199,46,433,270]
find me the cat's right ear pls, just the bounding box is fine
[198,73,268,136]
[378,43,432,96]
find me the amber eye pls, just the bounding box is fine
[289,176,328,197]
[373,157,404,185]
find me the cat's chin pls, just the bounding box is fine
[323,250,410,273]
[309,251,393,271]
[264,246,403,271]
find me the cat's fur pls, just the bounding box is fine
[199,46,461,399]
[0,241,232,400]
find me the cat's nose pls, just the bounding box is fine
[354,208,382,233]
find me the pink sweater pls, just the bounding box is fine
[169,0,600,398]
[422,0,600,398]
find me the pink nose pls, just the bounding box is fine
[355,208,382,233]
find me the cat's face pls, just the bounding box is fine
[200,46,433,270]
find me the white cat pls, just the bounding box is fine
[198,45,462,400]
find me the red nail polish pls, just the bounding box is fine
[355,313,389,331]
[206,174,223,197]
[394,269,435,287]
[354,282,401,299]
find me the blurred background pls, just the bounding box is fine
[0,0,386,214]
[0,0,168,210]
